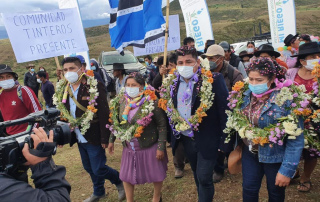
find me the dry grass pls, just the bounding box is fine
[49,141,320,202]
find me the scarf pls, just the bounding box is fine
[121,92,145,124]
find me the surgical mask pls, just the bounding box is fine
[247,48,254,53]
[65,69,81,84]
[30,68,35,72]
[299,41,305,46]
[249,82,269,95]
[305,59,319,70]
[244,62,250,68]
[145,62,149,66]
[209,58,221,71]
[177,63,197,79]
[0,79,15,89]
[90,66,96,70]
[40,69,45,71]
[126,87,140,98]
[37,78,42,83]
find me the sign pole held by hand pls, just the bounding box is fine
[163,0,170,80]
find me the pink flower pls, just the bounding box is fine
[300,99,309,108]
[291,103,297,107]
[293,93,298,98]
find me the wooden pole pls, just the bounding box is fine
[54,56,63,80]
[162,0,170,80]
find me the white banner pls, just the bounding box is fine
[133,15,180,57]
[58,0,90,66]
[2,8,89,63]
[267,0,296,48]
[179,0,213,52]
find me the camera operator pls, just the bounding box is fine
[0,128,71,202]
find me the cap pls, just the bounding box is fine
[75,55,86,64]
[202,44,225,57]
[219,41,230,51]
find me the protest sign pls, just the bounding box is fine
[58,0,90,66]
[133,15,180,57]
[267,0,296,48]
[179,0,213,52]
[1,8,89,63]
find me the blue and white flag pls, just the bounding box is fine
[109,0,166,53]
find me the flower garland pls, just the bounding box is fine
[106,86,157,142]
[53,70,99,134]
[224,78,311,146]
[158,62,214,137]
[304,59,320,156]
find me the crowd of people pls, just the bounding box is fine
[0,33,320,202]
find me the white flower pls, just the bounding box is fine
[245,130,254,140]
[200,58,210,70]
[238,127,246,138]
[283,121,298,135]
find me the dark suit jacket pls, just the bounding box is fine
[64,80,110,146]
[171,72,229,160]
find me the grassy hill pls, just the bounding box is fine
[0,0,319,83]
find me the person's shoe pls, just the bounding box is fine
[175,169,184,179]
[213,172,224,183]
[116,182,126,201]
[83,194,106,202]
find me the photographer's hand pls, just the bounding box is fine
[22,128,54,166]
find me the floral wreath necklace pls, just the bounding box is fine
[53,70,99,134]
[158,65,214,137]
[106,86,157,142]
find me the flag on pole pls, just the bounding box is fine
[109,0,166,53]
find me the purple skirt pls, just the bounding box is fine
[119,138,168,185]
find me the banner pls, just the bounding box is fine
[267,0,296,48]
[58,0,90,66]
[179,0,213,52]
[133,15,180,57]
[2,8,89,63]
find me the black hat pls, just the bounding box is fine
[113,63,126,70]
[254,44,281,58]
[291,42,320,58]
[239,51,254,59]
[284,33,299,46]
[0,64,18,80]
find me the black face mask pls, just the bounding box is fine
[209,58,221,71]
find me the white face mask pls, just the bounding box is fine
[65,69,81,83]
[244,62,250,68]
[247,48,254,53]
[0,79,15,89]
[37,78,42,83]
[126,87,140,98]
[305,59,319,70]
[177,63,197,79]
[40,69,45,71]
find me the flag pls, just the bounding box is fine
[109,0,166,53]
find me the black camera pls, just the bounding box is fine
[0,108,71,173]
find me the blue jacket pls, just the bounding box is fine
[171,72,229,160]
[241,89,304,178]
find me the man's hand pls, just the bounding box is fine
[156,150,165,160]
[159,65,168,76]
[22,128,54,166]
[101,144,108,149]
[107,143,114,155]
[275,172,291,187]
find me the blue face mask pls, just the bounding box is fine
[90,66,96,70]
[145,62,149,66]
[249,82,269,95]
[299,41,305,46]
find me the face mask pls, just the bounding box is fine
[37,78,42,83]
[126,87,140,98]
[244,62,250,68]
[299,41,305,46]
[305,59,319,70]
[209,58,221,71]
[249,82,269,95]
[65,69,81,84]
[247,48,254,53]
[30,68,35,72]
[145,62,149,66]
[90,66,96,70]
[0,79,15,89]
[177,63,197,79]
[40,69,45,71]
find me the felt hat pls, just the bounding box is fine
[0,64,18,80]
[284,33,299,46]
[254,44,281,58]
[239,51,254,59]
[291,42,320,58]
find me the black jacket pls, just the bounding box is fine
[24,72,39,90]
[0,158,71,202]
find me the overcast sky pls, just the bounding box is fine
[0,0,111,26]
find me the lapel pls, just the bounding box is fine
[241,89,251,109]
[173,79,180,109]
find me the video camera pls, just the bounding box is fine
[0,108,71,173]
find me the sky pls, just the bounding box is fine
[0,0,111,26]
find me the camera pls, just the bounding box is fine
[0,108,71,173]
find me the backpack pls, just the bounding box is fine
[17,85,23,103]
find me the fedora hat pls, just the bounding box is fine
[113,63,126,70]
[284,33,299,46]
[291,42,320,58]
[254,44,280,58]
[0,64,18,80]
[228,145,242,175]
[239,51,254,59]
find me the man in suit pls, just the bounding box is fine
[61,57,125,202]
[166,46,229,202]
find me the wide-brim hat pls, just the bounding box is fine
[26,63,35,69]
[113,63,126,70]
[239,51,254,59]
[284,33,299,46]
[291,42,320,58]
[228,145,242,175]
[0,64,18,80]
[254,44,281,58]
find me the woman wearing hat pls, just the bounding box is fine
[239,50,254,69]
[254,44,289,69]
[286,42,320,192]
[113,63,127,95]
[226,57,304,201]
[282,34,300,69]
[107,72,168,202]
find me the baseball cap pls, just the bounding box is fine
[219,41,230,51]
[75,55,86,64]
[202,45,225,57]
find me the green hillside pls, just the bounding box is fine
[0,0,319,83]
